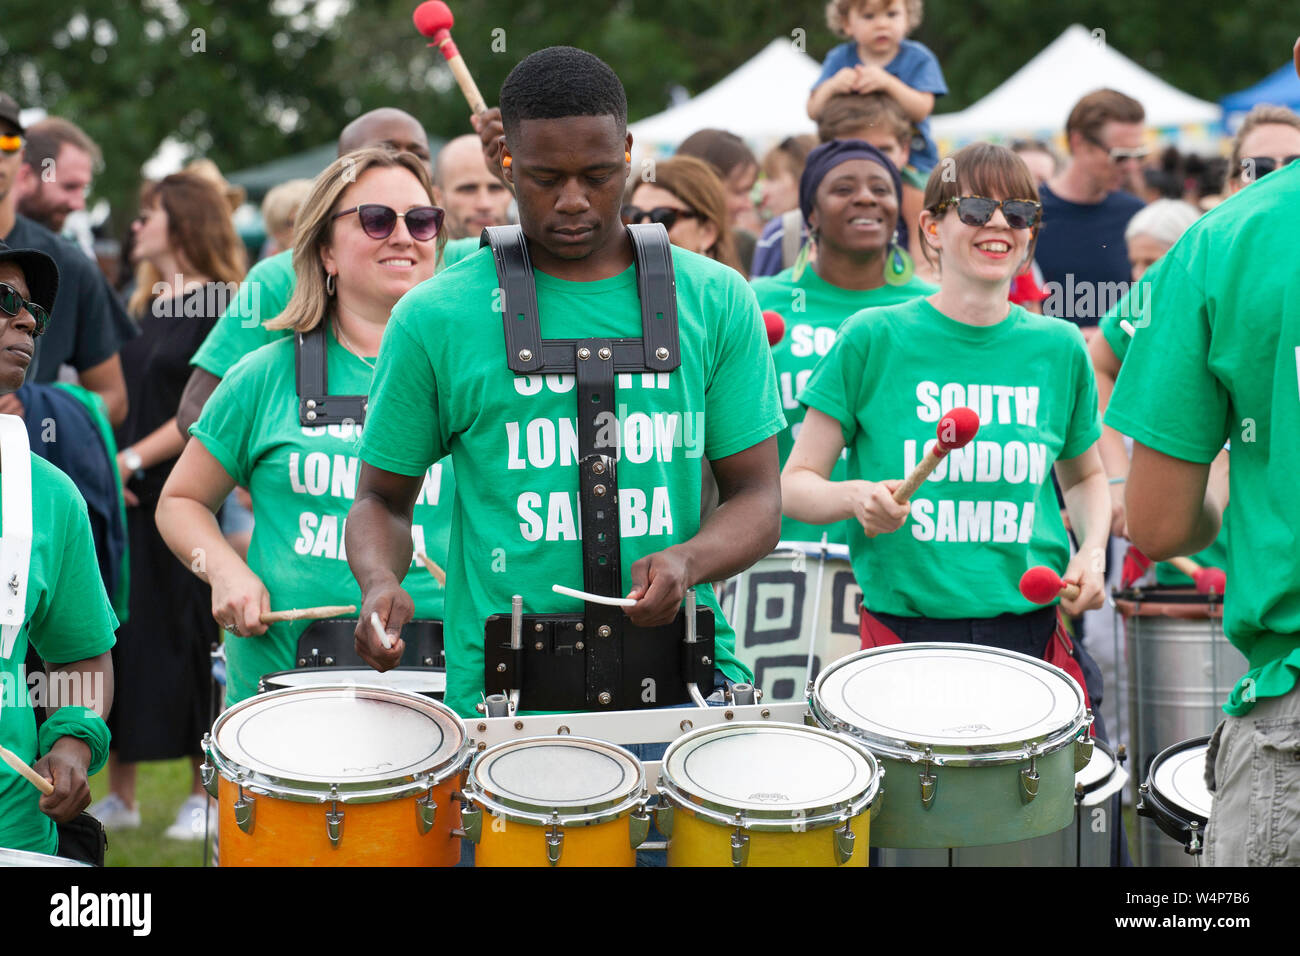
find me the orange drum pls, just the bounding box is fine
[202,685,471,867]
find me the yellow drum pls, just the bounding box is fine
[460,736,650,867]
[657,722,881,867]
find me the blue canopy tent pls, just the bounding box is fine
[1221,64,1300,130]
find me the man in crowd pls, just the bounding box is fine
[1036,90,1148,340]
[15,117,100,237]
[434,133,513,238]
[0,93,129,424]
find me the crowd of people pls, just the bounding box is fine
[0,0,1297,869]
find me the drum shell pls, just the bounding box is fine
[870,745,1076,848]
[471,812,637,868]
[665,807,870,867]
[215,773,463,867]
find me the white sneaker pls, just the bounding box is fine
[87,793,141,830]
[164,794,211,841]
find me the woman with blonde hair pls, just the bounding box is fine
[156,146,456,712]
[623,155,743,272]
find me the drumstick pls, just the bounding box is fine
[1019,566,1081,604]
[1168,555,1201,576]
[415,550,446,586]
[412,2,488,115]
[0,744,55,796]
[370,612,393,650]
[552,583,638,608]
[1166,555,1225,595]
[259,604,357,623]
[893,407,980,504]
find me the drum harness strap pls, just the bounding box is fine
[479,224,715,712]
[0,417,33,661]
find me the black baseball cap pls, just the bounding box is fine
[0,240,59,314]
[0,93,23,135]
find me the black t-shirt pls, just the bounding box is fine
[3,215,136,383]
[1035,184,1145,329]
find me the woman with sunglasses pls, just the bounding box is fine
[623,156,744,272]
[156,147,456,707]
[783,144,1111,700]
[752,139,933,544]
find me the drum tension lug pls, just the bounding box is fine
[654,802,674,837]
[730,816,750,868]
[199,737,218,799]
[454,805,482,844]
[629,800,651,849]
[234,782,256,835]
[1186,822,1202,856]
[919,746,937,811]
[832,819,855,866]
[326,789,344,848]
[417,788,437,834]
[545,816,564,866]
[1020,748,1040,805]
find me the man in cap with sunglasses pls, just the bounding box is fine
[0,239,118,862]
[1036,89,1149,341]
[0,93,130,427]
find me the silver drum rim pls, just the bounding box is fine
[812,642,1090,766]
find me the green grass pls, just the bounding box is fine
[88,759,209,867]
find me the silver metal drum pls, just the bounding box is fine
[1137,736,1212,867]
[0,847,89,867]
[877,739,1128,866]
[1116,588,1245,866]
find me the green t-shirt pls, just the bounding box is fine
[191,330,456,705]
[1098,260,1230,585]
[360,245,785,718]
[190,238,482,378]
[800,298,1101,619]
[0,456,118,855]
[751,266,934,544]
[1106,160,1300,716]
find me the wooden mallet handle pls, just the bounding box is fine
[893,407,981,504]
[0,744,54,796]
[1020,566,1080,604]
[416,550,446,586]
[259,604,357,624]
[1168,555,1202,577]
[413,2,488,115]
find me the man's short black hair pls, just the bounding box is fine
[499,46,627,144]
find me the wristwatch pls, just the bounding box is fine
[121,447,144,476]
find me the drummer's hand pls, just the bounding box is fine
[470,108,508,186]
[34,737,92,824]
[626,546,691,628]
[356,578,411,671]
[1060,548,1105,616]
[1108,482,1128,539]
[210,563,270,637]
[847,479,911,537]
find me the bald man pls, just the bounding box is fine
[434,134,513,238]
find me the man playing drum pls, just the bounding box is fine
[346,46,785,719]
[1107,35,1300,870]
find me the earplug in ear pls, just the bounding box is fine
[502,155,512,169]
[626,151,632,162]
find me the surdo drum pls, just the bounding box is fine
[812,643,1092,848]
[202,685,470,866]
[655,722,881,867]
[459,736,650,867]
[1138,735,1212,865]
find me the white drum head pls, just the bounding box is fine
[0,848,88,867]
[263,667,445,696]
[213,686,464,789]
[815,643,1086,760]
[661,723,878,820]
[1076,740,1116,791]
[1151,742,1212,821]
[471,737,642,817]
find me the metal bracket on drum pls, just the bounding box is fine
[199,735,218,799]
[654,802,675,837]
[1020,746,1040,805]
[832,819,855,866]
[234,779,256,835]
[728,683,758,705]
[545,816,565,866]
[730,816,750,868]
[454,801,483,844]
[629,801,652,849]
[1186,822,1203,856]
[1074,711,1095,771]
[417,786,437,834]
[919,746,937,810]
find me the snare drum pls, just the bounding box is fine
[260,666,446,700]
[720,541,861,701]
[656,722,880,867]
[812,643,1092,848]
[1137,735,1212,864]
[0,848,89,867]
[202,685,470,866]
[460,736,650,867]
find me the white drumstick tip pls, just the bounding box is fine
[370,611,393,650]
[551,583,638,607]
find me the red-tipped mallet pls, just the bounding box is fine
[413,2,488,115]
[762,311,785,347]
[1020,566,1080,604]
[1168,555,1226,595]
[892,407,979,504]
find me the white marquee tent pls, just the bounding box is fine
[629,39,819,153]
[931,25,1221,142]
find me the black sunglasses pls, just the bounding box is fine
[0,281,48,337]
[1241,155,1300,180]
[932,195,1042,230]
[332,203,444,241]
[621,205,700,230]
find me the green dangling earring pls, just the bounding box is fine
[884,239,915,286]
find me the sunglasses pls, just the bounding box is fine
[1241,155,1300,179]
[0,134,21,155]
[932,196,1042,230]
[332,203,444,241]
[1086,136,1150,164]
[0,281,48,337]
[621,205,700,230]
